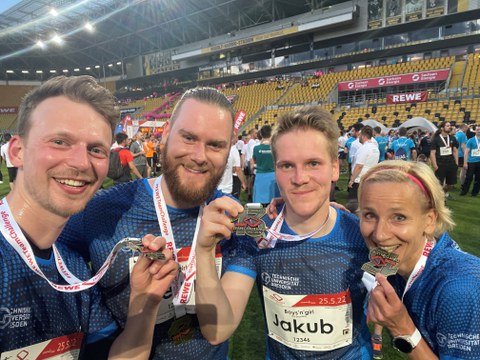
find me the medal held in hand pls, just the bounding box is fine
[231,203,267,238]
[126,238,166,261]
[361,247,399,277]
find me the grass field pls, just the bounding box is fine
[1,165,477,360]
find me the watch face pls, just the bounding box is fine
[393,337,414,353]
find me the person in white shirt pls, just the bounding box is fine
[348,126,380,212]
[218,141,246,199]
[0,133,16,189]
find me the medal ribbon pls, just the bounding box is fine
[0,198,137,293]
[152,176,203,318]
[260,206,332,249]
[401,239,435,300]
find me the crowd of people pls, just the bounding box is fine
[0,75,479,360]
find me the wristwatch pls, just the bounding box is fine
[392,328,422,353]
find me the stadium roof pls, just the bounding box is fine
[0,0,339,80]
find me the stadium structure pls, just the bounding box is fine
[0,0,479,135]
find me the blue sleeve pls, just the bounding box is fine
[434,279,480,359]
[223,234,257,280]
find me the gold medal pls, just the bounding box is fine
[361,247,399,277]
[168,315,195,344]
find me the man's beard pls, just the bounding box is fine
[161,144,225,207]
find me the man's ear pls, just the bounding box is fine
[9,135,24,168]
[161,121,170,145]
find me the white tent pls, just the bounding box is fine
[399,117,437,133]
[360,119,388,134]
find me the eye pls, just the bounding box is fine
[308,160,320,167]
[277,162,293,170]
[52,139,66,146]
[183,134,194,143]
[393,214,407,222]
[360,211,376,221]
[90,147,108,157]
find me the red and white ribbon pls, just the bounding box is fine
[152,176,203,318]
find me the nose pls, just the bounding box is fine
[190,143,207,165]
[65,146,90,171]
[373,218,391,243]
[292,167,308,185]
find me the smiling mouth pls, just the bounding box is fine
[183,165,207,174]
[55,178,88,187]
[375,245,399,252]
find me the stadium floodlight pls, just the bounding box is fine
[84,22,94,32]
[22,70,29,74]
[85,67,91,70]
[50,8,58,17]
[36,70,43,74]
[108,63,113,67]
[6,70,14,74]
[36,40,46,49]
[51,34,63,46]
[63,69,69,73]
[95,65,100,69]
[117,61,122,65]
[74,68,80,72]
[50,70,57,73]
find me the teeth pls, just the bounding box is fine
[56,179,86,187]
[379,246,398,252]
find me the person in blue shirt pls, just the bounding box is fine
[456,124,469,185]
[374,126,388,162]
[359,160,480,359]
[460,125,480,196]
[389,127,417,161]
[195,106,372,359]
[0,75,177,359]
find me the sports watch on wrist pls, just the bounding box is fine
[392,328,422,353]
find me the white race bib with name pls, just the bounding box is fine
[471,149,480,157]
[263,286,352,351]
[440,146,452,156]
[129,245,222,324]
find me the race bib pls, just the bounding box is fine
[471,149,480,157]
[1,333,84,360]
[263,286,352,351]
[440,146,452,156]
[129,245,222,324]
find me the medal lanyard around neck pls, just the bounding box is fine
[261,206,332,249]
[402,239,435,301]
[152,176,203,317]
[0,198,134,293]
[440,134,450,147]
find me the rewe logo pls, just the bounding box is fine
[272,314,333,334]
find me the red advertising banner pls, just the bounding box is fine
[386,91,428,104]
[338,69,450,91]
[234,110,247,133]
[0,106,18,114]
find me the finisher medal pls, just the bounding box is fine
[125,238,166,261]
[231,203,267,238]
[361,247,399,277]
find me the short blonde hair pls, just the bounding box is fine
[358,160,454,237]
[271,106,339,162]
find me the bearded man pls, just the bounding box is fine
[59,87,238,359]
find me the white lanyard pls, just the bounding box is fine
[440,135,450,148]
[260,206,332,249]
[0,198,133,293]
[152,176,203,317]
[402,239,435,301]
